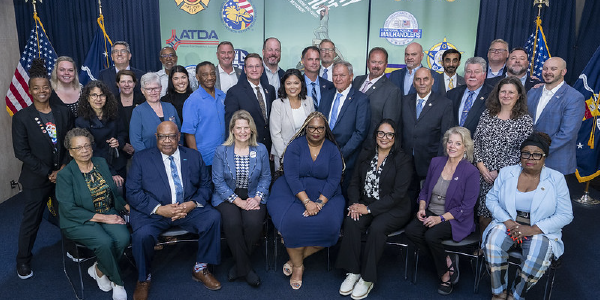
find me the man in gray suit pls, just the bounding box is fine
[441,49,465,92]
[215,41,242,93]
[353,47,402,135]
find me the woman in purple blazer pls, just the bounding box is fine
[405,126,480,295]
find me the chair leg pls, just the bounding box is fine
[327,247,331,271]
[412,248,419,284]
[62,236,85,300]
[403,246,409,280]
[543,264,557,300]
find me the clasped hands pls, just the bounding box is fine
[157,201,195,221]
[504,220,536,244]
[347,203,368,221]
[233,196,261,211]
[417,209,442,228]
[303,200,322,217]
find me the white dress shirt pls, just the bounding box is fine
[248,80,268,111]
[444,72,458,91]
[535,81,565,123]
[328,84,352,122]
[218,64,238,93]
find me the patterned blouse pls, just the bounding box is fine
[363,153,388,200]
[226,153,264,202]
[83,166,113,213]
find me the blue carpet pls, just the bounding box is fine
[0,176,598,299]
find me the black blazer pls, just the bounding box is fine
[75,116,128,175]
[353,75,402,135]
[98,66,144,97]
[400,92,454,177]
[446,83,494,135]
[224,79,276,151]
[485,72,542,92]
[348,146,413,219]
[12,104,73,188]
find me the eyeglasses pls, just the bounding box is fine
[144,87,161,93]
[112,49,129,54]
[320,48,335,53]
[160,53,176,59]
[520,151,545,160]
[307,126,325,133]
[465,69,483,75]
[89,93,106,100]
[70,144,92,152]
[157,134,178,141]
[488,48,507,54]
[377,131,395,139]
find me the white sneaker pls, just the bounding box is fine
[351,278,373,300]
[111,282,127,300]
[340,273,361,296]
[88,262,112,292]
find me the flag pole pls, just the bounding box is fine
[574,181,600,205]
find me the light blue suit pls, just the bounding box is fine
[483,165,573,258]
[527,83,584,174]
[129,101,181,152]
[211,143,271,207]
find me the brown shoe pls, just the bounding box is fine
[192,268,222,290]
[491,290,507,300]
[133,281,151,300]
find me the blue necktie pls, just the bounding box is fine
[322,68,328,80]
[311,82,318,110]
[460,91,475,126]
[416,98,425,118]
[329,93,342,129]
[169,156,184,204]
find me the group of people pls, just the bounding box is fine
[11,36,579,300]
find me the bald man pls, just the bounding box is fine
[526,57,584,175]
[389,42,444,96]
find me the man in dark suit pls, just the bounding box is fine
[353,47,402,134]
[261,37,285,91]
[215,41,242,93]
[446,57,493,135]
[441,49,465,92]
[487,47,542,91]
[98,41,144,97]
[302,46,335,112]
[401,68,454,179]
[527,57,584,175]
[127,121,222,300]
[225,53,276,151]
[320,61,370,188]
[389,42,444,96]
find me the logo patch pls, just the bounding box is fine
[175,0,210,15]
[380,11,421,46]
[222,0,255,32]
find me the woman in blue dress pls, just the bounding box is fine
[268,111,345,290]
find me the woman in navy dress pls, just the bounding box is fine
[268,111,345,290]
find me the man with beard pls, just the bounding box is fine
[486,39,509,78]
[390,42,444,96]
[181,61,226,168]
[441,49,464,91]
[156,46,198,96]
[487,47,542,92]
[527,57,584,175]
[353,47,402,135]
[319,39,336,82]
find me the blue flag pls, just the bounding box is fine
[79,17,113,86]
[574,45,600,183]
[524,17,551,78]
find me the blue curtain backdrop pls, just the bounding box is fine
[568,0,600,84]
[13,0,161,74]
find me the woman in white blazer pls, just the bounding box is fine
[270,69,314,170]
[483,132,573,300]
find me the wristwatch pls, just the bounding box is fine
[440,215,446,222]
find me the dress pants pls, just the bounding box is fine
[336,208,409,282]
[63,219,130,285]
[404,210,453,279]
[131,206,221,282]
[216,201,266,277]
[17,185,55,265]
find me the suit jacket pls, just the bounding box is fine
[353,75,402,134]
[401,92,455,177]
[126,146,212,231]
[527,84,585,174]
[444,74,465,91]
[224,79,277,151]
[215,66,242,91]
[129,101,181,152]
[12,104,73,188]
[485,72,542,92]
[211,144,271,207]
[319,87,371,171]
[240,68,285,91]
[98,66,144,97]
[419,156,479,242]
[75,116,128,175]
[56,157,126,230]
[389,67,445,96]
[348,146,413,220]
[447,83,494,135]
[305,75,336,112]
[483,165,573,258]
[269,97,315,164]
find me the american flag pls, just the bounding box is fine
[5,20,57,116]
[524,17,550,79]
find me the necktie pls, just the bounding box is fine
[322,68,328,80]
[361,81,372,93]
[169,156,183,204]
[460,91,475,126]
[448,78,454,90]
[329,93,342,129]
[311,82,318,110]
[416,98,425,118]
[255,86,267,120]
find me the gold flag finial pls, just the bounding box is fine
[533,0,549,17]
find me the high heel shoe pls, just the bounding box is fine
[290,265,304,290]
[283,261,293,277]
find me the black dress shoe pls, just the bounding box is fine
[17,263,33,279]
[245,270,260,287]
[228,265,238,282]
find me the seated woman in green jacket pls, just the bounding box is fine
[56,128,129,300]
